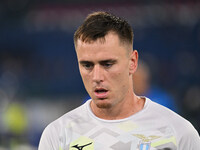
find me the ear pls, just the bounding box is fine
[129,50,138,74]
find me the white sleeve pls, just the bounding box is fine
[177,122,200,150]
[38,123,60,150]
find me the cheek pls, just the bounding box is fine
[81,74,92,94]
[81,73,93,91]
[81,73,90,85]
[112,65,129,79]
[109,70,129,87]
[113,68,130,89]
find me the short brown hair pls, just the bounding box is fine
[74,11,133,48]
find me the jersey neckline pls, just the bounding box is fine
[86,97,150,123]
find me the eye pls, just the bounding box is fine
[100,60,116,69]
[101,61,115,69]
[103,63,113,68]
[82,63,94,70]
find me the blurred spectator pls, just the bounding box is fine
[0,102,29,149]
[133,60,178,112]
[182,85,200,133]
[3,102,28,135]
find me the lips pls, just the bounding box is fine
[94,88,108,99]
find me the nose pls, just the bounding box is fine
[92,65,104,83]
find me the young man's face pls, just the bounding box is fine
[76,32,137,110]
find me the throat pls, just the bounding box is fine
[90,97,145,120]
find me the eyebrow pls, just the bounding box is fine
[79,61,93,64]
[100,59,117,64]
[79,59,117,64]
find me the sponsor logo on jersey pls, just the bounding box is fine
[69,136,94,150]
[71,142,93,150]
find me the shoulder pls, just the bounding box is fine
[147,98,185,120]
[38,101,89,150]
[147,98,194,130]
[48,100,89,130]
[146,98,200,148]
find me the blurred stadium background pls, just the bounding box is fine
[0,0,200,149]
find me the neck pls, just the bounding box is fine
[90,93,145,120]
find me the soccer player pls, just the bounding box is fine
[38,11,200,150]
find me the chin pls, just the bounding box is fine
[96,101,112,109]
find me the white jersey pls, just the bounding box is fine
[38,98,200,150]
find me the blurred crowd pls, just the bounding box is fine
[0,0,200,149]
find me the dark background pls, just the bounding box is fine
[0,0,199,149]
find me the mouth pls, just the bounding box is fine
[94,88,108,99]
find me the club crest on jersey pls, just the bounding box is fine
[138,141,151,150]
[133,134,161,150]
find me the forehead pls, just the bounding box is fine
[76,32,128,61]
